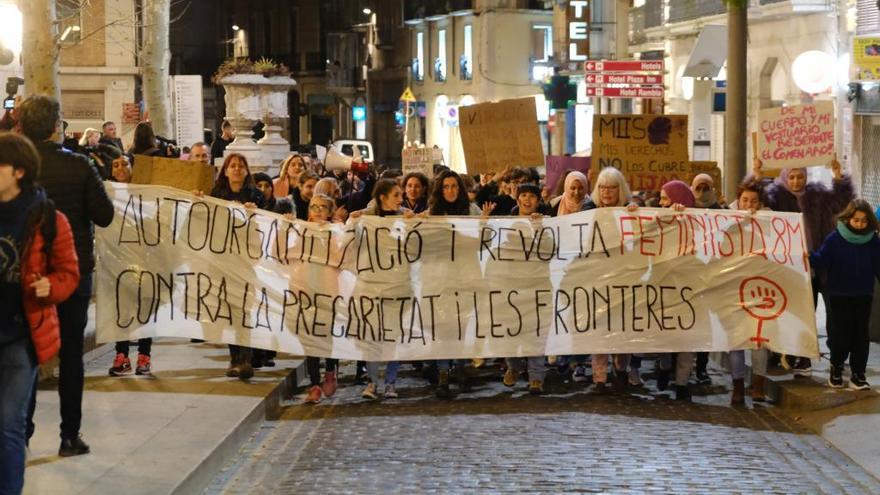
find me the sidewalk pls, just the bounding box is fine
[24,338,304,495]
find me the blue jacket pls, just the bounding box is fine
[810,229,880,296]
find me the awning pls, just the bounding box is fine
[683,25,727,78]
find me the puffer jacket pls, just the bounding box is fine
[21,194,80,364]
[762,175,854,251]
[35,141,114,276]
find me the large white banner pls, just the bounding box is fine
[96,184,819,360]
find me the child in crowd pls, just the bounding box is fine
[810,199,880,391]
[502,183,547,394]
[303,193,340,403]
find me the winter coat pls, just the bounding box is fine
[22,197,80,364]
[35,141,114,276]
[761,175,854,251]
[810,227,880,297]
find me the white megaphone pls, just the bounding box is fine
[325,147,354,171]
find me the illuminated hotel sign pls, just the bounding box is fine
[567,0,590,62]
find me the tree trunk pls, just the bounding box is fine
[142,0,172,138]
[19,0,60,100]
[724,3,748,201]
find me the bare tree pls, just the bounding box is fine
[141,0,172,137]
[19,0,61,100]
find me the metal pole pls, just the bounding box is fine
[724,2,748,201]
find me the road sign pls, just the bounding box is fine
[584,60,664,73]
[585,73,663,85]
[585,86,664,98]
[399,87,416,102]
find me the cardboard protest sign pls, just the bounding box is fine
[757,101,834,170]
[97,183,819,360]
[545,155,592,192]
[592,114,689,191]
[459,97,545,174]
[131,155,215,193]
[402,147,436,177]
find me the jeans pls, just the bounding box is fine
[366,361,401,385]
[829,296,872,374]
[115,338,152,356]
[729,349,770,380]
[0,337,38,495]
[505,357,545,382]
[28,274,92,441]
[436,359,467,372]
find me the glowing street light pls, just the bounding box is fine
[232,24,240,31]
[363,8,372,15]
[0,3,23,55]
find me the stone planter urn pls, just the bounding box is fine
[218,73,297,175]
[257,76,298,172]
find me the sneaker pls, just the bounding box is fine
[384,383,398,399]
[305,385,322,404]
[135,354,151,376]
[436,370,451,399]
[628,368,643,387]
[472,358,485,368]
[849,373,871,391]
[362,382,378,400]
[109,353,131,376]
[695,369,712,385]
[593,381,607,393]
[59,435,90,457]
[528,379,543,395]
[263,356,276,367]
[503,367,517,387]
[828,366,844,389]
[572,365,588,383]
[355,363,368,385]
[322,371,338,397]
[238,362,254,381]
[793,358,812,377]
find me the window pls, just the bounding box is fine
[531,25,553,81]
[57,0,83,44]
[435,29,447,82]
[460,25,473,80]
[413,31,425,82]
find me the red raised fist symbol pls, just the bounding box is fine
[739,276,787,321]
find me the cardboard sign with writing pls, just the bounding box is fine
[591,114,689,191]
[402,148,436,178]
[131,155,215,193]
[757,101,834,170]
[459,97,545,174]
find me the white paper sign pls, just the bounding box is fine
[173,75,204,149]
[96,184,819,360]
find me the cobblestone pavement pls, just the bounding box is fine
[205,361,880,494]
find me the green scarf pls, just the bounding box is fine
[837,221,875,245]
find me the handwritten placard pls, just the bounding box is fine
[592,114,689,191]
[402,147,436,178]
[757,102,834,170]
[459,97,545,174]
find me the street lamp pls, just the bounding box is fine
[232,24,240,31]
[363,8,372,15]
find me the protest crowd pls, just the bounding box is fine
[1,95,879,494]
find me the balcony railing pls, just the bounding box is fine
[630,6,647,44]
[644,0,665,29]
[404,0,474,21]
[668,0,726,23]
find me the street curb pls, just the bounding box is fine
[765,373,877,411]
[170,358,308,495]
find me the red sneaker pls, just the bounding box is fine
[135,354,152,376]
[109,353,131,376]
[322,371,338,397]
[305,385,322,404]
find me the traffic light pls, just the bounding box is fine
[542,75,578,110]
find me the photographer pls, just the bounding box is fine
[128,122,172,158]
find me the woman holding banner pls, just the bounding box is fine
[351,179,414,399]
[752,157,853,377]
[428,170,480,398]
[208,153,266,380]
[586,168,635,393]
[548,171,594,383]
